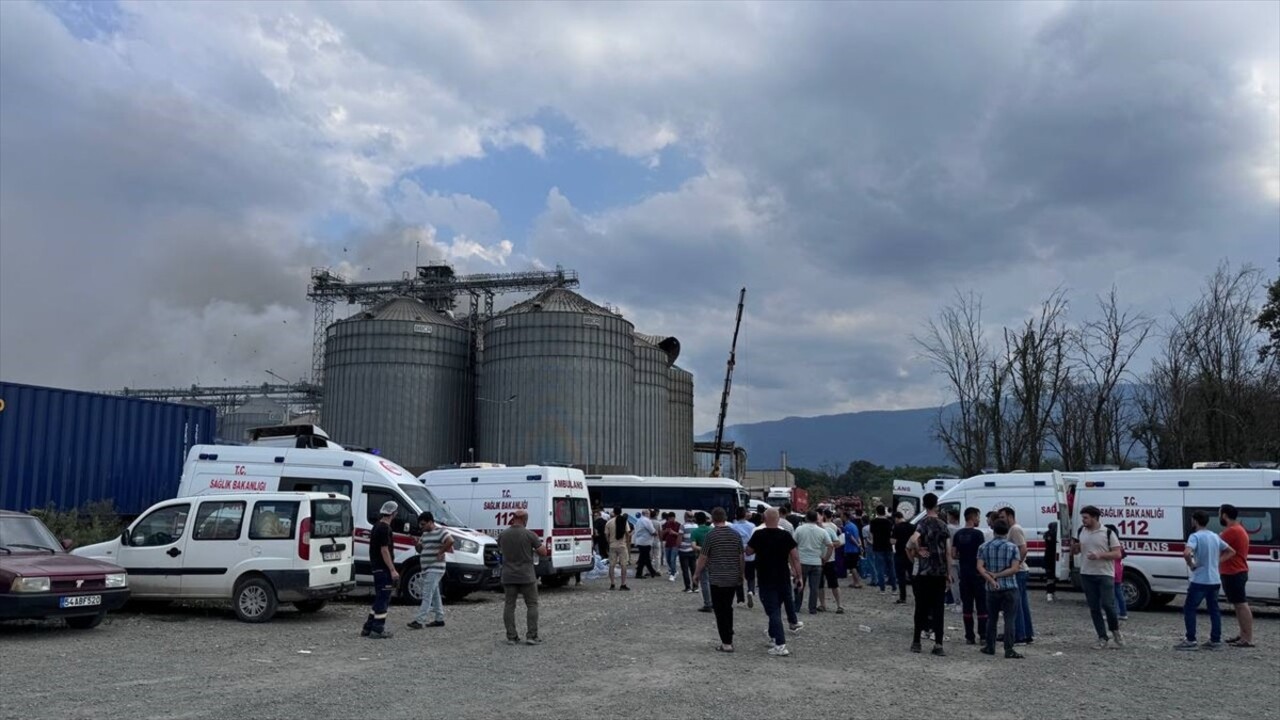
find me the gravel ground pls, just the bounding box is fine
[3,571,1278,720]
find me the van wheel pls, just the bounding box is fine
[1149,593,1176,608]
[233,577,278,623]
[398,564,423,605]
[293,600,327,613]
[65,613,104,630]
[1120,569,1150,612]
[540,575,571,588]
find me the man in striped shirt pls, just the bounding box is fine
[408,512,454,630]
[694,507,745,653]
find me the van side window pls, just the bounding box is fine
[364,489,415,534]
[1185,507,1275,543]
[130,505,190,547]
[193,501,246,541]
[280,476,353,498]
[250,501,299,540]
[553,499,572,527]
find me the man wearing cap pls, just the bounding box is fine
[362,501,401,639]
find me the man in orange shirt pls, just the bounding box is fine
[1218,504,1254,648]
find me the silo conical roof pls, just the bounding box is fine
[635,332,681,366]
[345,296,461,326]
[502,288,619,317]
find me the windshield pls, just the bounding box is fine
[0,515,63,553]
[399,484,466,527]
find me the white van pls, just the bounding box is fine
[74,491,354,622]
[1058,468,1280,611]
[175,425,499,603]
[584,475,750,520]
[419,464,594,587]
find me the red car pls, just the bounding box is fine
[0,510,131,629]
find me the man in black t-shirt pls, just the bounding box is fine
[362,501,401,640]
[951,506,988,644]
[868,505,896,593]
[892,512,916,603]
[748,508,804,657]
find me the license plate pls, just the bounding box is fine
[322,551,342,562]
[60,595,101,608]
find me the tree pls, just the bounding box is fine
[1257,275,1280,363]
[914,291,992,476]
[996,290,1071,471]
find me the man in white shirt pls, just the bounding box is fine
[632,510,659,579]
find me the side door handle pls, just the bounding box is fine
[167,547,182,558]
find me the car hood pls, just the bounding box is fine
[1,552,124,577]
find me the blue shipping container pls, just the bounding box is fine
[0,381,215,515]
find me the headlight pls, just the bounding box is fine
[11,576,51,593]
[454,538,480,555]
[105,573,128,588]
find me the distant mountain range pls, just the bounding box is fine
[698,405,956,470]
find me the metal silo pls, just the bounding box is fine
[322,296,473,474]
[667,365,695,475]
[633,333,679,476]
[478,288,634,473]
[218,397,287,443]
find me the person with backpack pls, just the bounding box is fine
[1106,524,1128,621]
[1072,506,1124,650]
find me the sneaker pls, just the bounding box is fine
[698,607,713,613]
[1118,615,1129,622]
[525,636,542,646]
[610,584,616,590]
[426,621,445,628]
[980,646,995,656]
[1173,640,1199,651]
[789,622,804,633]
[931,645,947,657]
[835,607,845,615]
[1201,641,1222,651]
[1111,630,1123,648]
[506,636,522,645]
[808,610,818,615]
[1045,593,1055,603]
[406,621,425,630]
[910,641,922,654]
[360,628,371,637]
[747,592,755,609]
[669,575,676,582]
[620,585,631,591]
[365,630,394,640]
[768,644,791,657]
[1092,638,1109,651]
[893,599,906,605]
[965,637,976,646]
[1005,649,1025,659]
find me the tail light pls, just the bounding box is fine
[298,517,312,560]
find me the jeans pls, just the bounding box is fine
[758,583,799,646]
[872,551,897,590]
[710,585,737,645]
[1013,571,1034,641]
[502,582,539,640]
[744,560,757,595]
[1080,574,1119,640]
[1184,582,1222,643]
[635,546,658,578]
[362,569,393,634]
[895,555,913,602]
[700,570,712,608]
[679,551,697,590]
[913,575,947,644]
[986,587,1019,653]
[412,569,445,624]
[664,548,679,575]
[1114,581,1128,617]
[958,572,988,642]
[802,564,823,613]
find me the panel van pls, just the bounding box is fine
[419,465,594,587]
[175,425,499,603]
[74,491,353,622]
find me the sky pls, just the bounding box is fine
[1,0,1277,434]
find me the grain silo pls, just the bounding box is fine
[633,333,679,475]
[219,397,287,443]
[321,296,473,474]
[667,365,695,475]
[477,288,634,472]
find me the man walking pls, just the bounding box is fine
[1219,504,1255,648]
[694,508,745,652]
[747,508,804,657]
[907,493,951,656]
[951,507,987,645]
[818,509,845,613]
[690,511,714,611]
[361,501,400,639]
[868,505,896,594]
[498,509,549,645]
[604,508,632,591]
[632,510,659,579]
[892,511,915,604]
[998,507,1034,644]
[842,510,864,589]
[1175,510,1235,651]
[978,520,1024,659]
[731,507,757,607]
[679,512,699,592]
[1072,506,1123,650]
[795,511,831,615]
[408,511,453,630]
[662,512,682,583]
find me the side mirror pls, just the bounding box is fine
[60,538,76,552]
[121,530,131,546]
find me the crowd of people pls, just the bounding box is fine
[357,494,1259,658]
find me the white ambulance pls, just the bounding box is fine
[418,464,594,587]
[1057,468,1280,611]
[175,425,499,602]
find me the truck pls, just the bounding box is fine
[765,486,809,513]
[0,381,215,516]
